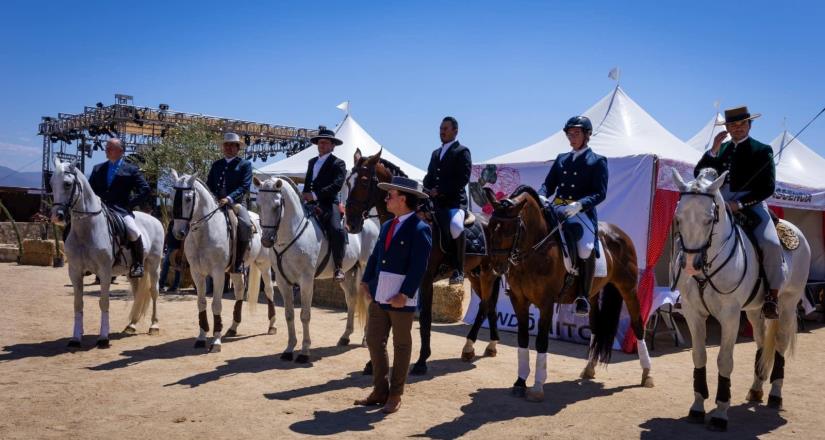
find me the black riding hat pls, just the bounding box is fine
[310,126,343,146]
[563,116,593,134]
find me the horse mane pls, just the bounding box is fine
[510,185,543,207]
[377,158,407,178]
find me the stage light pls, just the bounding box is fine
[244,134,251,145]
[96,102,104,108]
[159,103,170,111]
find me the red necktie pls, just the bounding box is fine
[384,218,400,251]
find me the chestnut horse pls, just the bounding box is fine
[345,149,502,375]
[486,185,653,402]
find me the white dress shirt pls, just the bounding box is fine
[439,140,457,160]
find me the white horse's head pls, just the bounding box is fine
[252,175,289,248]
[169,169,199,240]
[50,156,81,226]
[671,167,728,274]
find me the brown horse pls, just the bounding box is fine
[345,149,502,375]
[485,185,653,402]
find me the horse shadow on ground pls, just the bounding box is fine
[165,344,359,388]
[639,402,788,439]
[88,334,259,371]
[417,379,637,439]
[0,329,151,362]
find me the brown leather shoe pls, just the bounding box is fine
[381,395,402,414]
[354,391,387,406]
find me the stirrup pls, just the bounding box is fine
[129,264,144,278]
[449,270,464,285]
[333,268,345,282]
[761,298,779,320]
[574,297,590,316]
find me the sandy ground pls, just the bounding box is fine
[1,262,823,439]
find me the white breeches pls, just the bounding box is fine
[449,208,465,239]
[122,215,140,241]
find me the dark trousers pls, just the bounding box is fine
[235,205,252,242]
[367,301,414,397]
[321,204,346,267]
[159,249,181,290]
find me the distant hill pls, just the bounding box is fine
[0,165,42,188]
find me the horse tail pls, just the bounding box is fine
[757,318,779,380]
[246,261,262,315]
[589,282,624,366]
[354,264,369,331]
[129,274,153,324]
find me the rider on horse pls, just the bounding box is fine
[423,116,473,285]
[302,127,348,282]
[206,132,253,273]
[88,138,151,278]
[539,116,608,316]
[694,106,784,319]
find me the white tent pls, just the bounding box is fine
[483,86,701,165]
[467,86,700,353]
[770,131,825,190]
[686,113,729,152]
[257,112,426,181]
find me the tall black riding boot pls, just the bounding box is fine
[233,238,249,273]
[129,236,145,278]
[574,256,595,316]
[449,231,466,285]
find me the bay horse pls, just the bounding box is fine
[486,185,653,402]
[344,149,502,375]
[50,157,164,348]
[671,169,809,431]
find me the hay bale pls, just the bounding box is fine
[432,279,468,323]
[20,239,56,266]
[312,278,347,309]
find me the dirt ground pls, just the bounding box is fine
[1,262,823,439]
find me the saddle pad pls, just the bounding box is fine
[776,220,800,250]
[594,242,607,277]
[465,222,487,256]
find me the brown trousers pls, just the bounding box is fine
[367,301,414,397]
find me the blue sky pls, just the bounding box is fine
[1,0,823,175]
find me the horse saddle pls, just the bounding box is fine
[102,205,129,267]
[435,209,480,254]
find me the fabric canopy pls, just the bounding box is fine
[685,113,729,152]
[257,112,426,181]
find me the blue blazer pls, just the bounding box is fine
[206,157,253,203]
[362,214,432,312]
[542,148,608,224]
[89,160,150,217]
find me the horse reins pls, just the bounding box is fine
[257,186,313,286]
[172,185,223,230]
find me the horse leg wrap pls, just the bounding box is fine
[198,310,210,333]
[693,367,709,399]
[770,352,785,383]
[213,314,223,334]
[233,300,243,324]
[715,375,731,404]
[533,352,548,388]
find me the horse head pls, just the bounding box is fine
[50,156,80,225]
[345,148,397,233]
[169,169,199,240]
[671,167,728,275]
[484,186,536,275]
[253,175,288,248]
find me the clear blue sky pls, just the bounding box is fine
[1,0,823,174]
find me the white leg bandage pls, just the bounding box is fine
[637,338,652,370]
[533,352,548,388]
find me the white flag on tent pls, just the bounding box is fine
[336,101,350,114]
[608,67,620,81]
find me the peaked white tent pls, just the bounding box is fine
[686,113,729,152]
[257,111,425,181]
[467,86,700,353]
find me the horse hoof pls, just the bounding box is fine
[746,389,764,403]
[641,375,655,388]
[362,361,373,376]
[580,367,596,380]
[687,410,705,424]
[96,339,110,349]
[148,328,160,336]
[461,350,475,362]
[767,395,783,409]
[337,337,350,347]
[194,340,207,349]
[511,386,526,398]
[67,339,81,348]
[267,327,277,336]
[209,344,221,353]
[280,352,294,361]
[224,329,238,338]
[409,362,428,376]
[525,389,545,402]
[122,326,137,335]
[708,416,728,432]
[483,347,497,357]
[295,354,310,364]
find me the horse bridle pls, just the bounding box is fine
[53,170,102,217]
[345,164,381,222]
[673,191,747,295]
[172,185,221,230]
[256,185,310,250]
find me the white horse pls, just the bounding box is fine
[671,168,810,431]
[49,157,164,348]
[169,170,276,353]
[253,175,379,363]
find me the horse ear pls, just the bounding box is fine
[275,179,283,189]
[375,148,383,160]
[252,176,262,188]
[670,167,688,192]
[53,155,61,169]
[68,160,78,173]
[353,148,362,164]
[707,170,728,193]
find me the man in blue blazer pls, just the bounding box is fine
[541,116,608,316]
[206,133,253,273]
[355,176,432,414]
[89,138,151,277]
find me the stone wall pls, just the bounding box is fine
[0,222,62,245]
